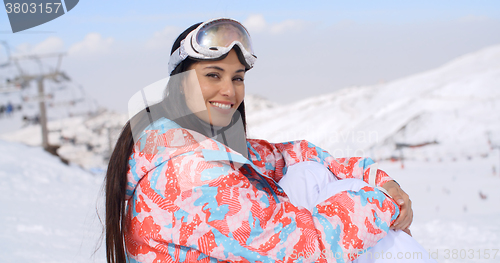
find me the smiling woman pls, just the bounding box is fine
[104,17,433,263]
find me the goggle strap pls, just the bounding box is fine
[168,39,189,75]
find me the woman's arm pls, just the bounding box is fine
[247,139,412,231]
[247,139,394,187]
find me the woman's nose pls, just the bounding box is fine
[219,78,235,97]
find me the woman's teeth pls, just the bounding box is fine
[210,102,232,109]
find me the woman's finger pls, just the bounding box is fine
[392,204,406,229]
[396,210,406,229]
[397,198,413,230]
[398,193,411,226]
[397,210,409,230]
[388,187,405,206]
[400,199,413,230]
[395,201,411,228]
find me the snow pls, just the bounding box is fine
[0,139,106,262]
[381,157,500,263]
[1,44,500,262]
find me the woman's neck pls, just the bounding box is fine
[198,119,224,138]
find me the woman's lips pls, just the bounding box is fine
[209,101,233,114]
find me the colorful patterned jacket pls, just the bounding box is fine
[125,118,399,263]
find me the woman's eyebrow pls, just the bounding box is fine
[204,66,224,71]
[203,66,246,73]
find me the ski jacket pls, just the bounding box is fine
[125,117,399,263]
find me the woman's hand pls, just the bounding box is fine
[382,180,413,232]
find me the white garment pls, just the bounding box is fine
[278,161,438,263]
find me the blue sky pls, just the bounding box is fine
[3,1,499,43]
[1,0,500,112]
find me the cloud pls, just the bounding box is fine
[243,14,267,33]
[14,36,65,55]
[270,19,306,34]
[243,14,306,34]
[145,26,180,50]
[68,33,114,56]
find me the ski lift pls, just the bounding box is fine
[0,41,11,68]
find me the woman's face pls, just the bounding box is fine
[184,49,246,127]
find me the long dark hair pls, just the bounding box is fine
[105,22,249,263]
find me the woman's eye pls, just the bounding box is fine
[206,73,219,79]
[233,77,244,82]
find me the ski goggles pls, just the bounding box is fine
[168,18,257,75]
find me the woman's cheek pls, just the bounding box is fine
[187,88,208,112]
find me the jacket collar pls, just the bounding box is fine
[126,117,256,200]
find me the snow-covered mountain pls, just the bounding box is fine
[244,93,278,112]
[246,44,500,161]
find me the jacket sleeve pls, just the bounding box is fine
[127,139,399,262]
[247,139,394,188]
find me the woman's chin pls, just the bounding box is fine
[193,111,232,127]
[210,117,232,127]
[207,110,235,127]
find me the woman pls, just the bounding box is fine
[106,18,417,263]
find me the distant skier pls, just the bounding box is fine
[33,114,40,124]
[5,101,13,117]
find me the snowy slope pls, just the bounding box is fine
[0,139,105,262]
[382,157,500,263]
[246,45,500,161]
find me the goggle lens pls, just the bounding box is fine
[196,20,254,54]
